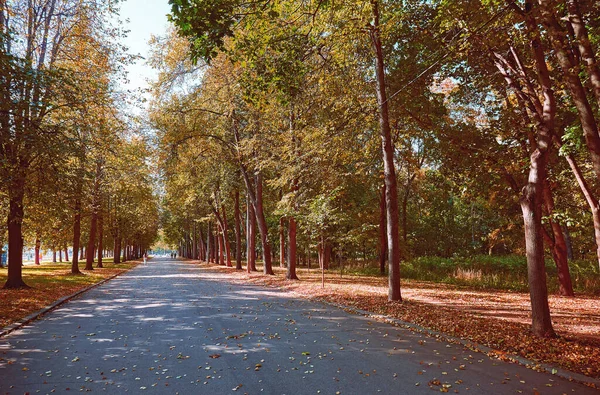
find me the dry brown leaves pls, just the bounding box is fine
[0,262,139,329]
[193,261,600,379]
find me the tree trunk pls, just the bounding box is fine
[234,191,242,270]
[97,209,104,268]
[279,216,285,268]
[255,174,274,274]
[113,234,121,263]
[370,0,401,301]
[72,198,82,275]
[239,169,273,274]
[561,225,574,261]
[217,223,224,265]
[565,0,600,109]
[539,1,600,179]
[4,162,28,288]
[64,245,69,262]
[221,205,232,267]
[206,221,211,263]
[247,193,257,272]
[521,176,555,337]
[287,217,298,280]
[35,237,41,265]
[52,248,56,263]
[378,183,387,275]
[542,182,574,296]
[85,212,97,270]
[59,248,62,263]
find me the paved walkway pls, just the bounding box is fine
[0,258,595,394]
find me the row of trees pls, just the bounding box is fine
[152,0,600,337]
[0,0,159,288]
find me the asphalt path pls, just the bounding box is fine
[0,258,596,394]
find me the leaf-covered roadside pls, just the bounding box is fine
[0,262,139,329]
[196,262,600,381]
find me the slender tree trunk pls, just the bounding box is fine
[255,174,274,274]
[206,221,211,263]
[72,198,82,275]
[97,209,103,268]
[539,1,600,179]
[64,245,69,262]
[279,216,285,268]
[52,248,56,263]
[59,248,62,263]
[561,148,600,269]
[561,225,574,261]
[35,237,41,265]
[287,217,298,280]
[239,169,273,274]
[370,0,401,301]
[378,183,387,275]
[234,191,242,270]
[221,205,232,267]
[247,194,257,272]
[565,0,600,109]
[542,182,574,296]
[113,234,121,263]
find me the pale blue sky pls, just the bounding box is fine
[119,0,172,93]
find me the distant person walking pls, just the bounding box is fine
[143,252,147,265]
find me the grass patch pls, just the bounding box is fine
[0,262,139,329]
[341,255,600,294]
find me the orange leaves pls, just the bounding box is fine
[198,262,600,379]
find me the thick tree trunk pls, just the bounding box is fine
[97,210,103,268]
[521,174,555,337]
[72,199,82,275]
[378,183,387,275]
[247,194,257,272]
[234,191,242,270]
[113,234,121,263]
[52,248,56,263]
[4,160,28,288]
[370,0,401,301]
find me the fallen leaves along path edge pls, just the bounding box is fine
[0,261,141,338]
[316,298,600,390]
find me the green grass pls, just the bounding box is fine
[337,255,600,294]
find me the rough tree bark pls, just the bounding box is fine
[4,170,28,288]
[378,183,387,275]
[71,198,82,275]
[247,193,257,272]
[234,191,242,270]
[370,0,401,301]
